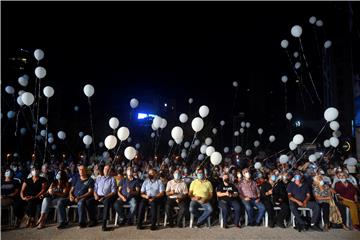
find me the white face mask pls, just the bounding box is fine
[31,170,39,177]
[319,180,324,186]
[127,170,132,177]
[237,173,242,179]
[340,178,346,183]
[5,170,12,178]
[56,173,61,180]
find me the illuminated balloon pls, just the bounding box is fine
[316,20,323,27]
[234,131,239,136]
[323,139,330,148]
[254,140,260,148]
[254,162,262,170]
[220,120,225,126]
[205,146,215,157]
[194,139,200,146]
[153,116,163,129]
[83,135,93,145]
[212,128,218,134]
[104,135,118,150]
[39,117,48,125]
[200,145,207,154]
[240,128,245,134]
[332,131,341,138]
[258,128,263,135]
[281,75,288,83]
[293,52,299,58]
[160,118,167,129]
[234,146,242,154]
[324,107,339,122]
[191,117,204,132]
[21,92,35,106]
[324,40,332,49]
[168,139,174,147]
[184,141,190,148]
[293,134,304,145]
[74,106,79,111]
[48,137,54,144]
[181,151,187,159]
[224,147,229,153]
[18,75,29,87]
[309,155,316,163]
[245,149,252,156]
[109,117,120,130]
[7,111,16,119]
[289,141,297,150]
[295,62,301,69]
[179,113,188,123]
[198,154,205,161]
[291,25,303,38]
[17,96,24,106]
[199,105,210,118]
[171,126,183,140]
[124,146,137,160]
[130,98,139,109]
[245,122,251,128]
[98,142,104,148]
[117,127,130,141]
[280,39,289,49]
[83,84,95,97]
[233,81,239,87]
[330,137,339,147]
[188,98,193,104]
[40,130,47,137]
[286,113,293,120]
[174,137,183,144]
[5,86,15,94]
[269,135,276,143]
[57,131,66,140]
[279,155,289,164]
[205,137,212,145]
[309,16,317,24]
[329,121,339,131]
[241,122,245,128]
[43,86,54,98]
[34,49,44,61]
[20,128,27,135]
[151,132,155,138]
[35,66,47,79]
[79,132,84,138]
[210,152,222,166]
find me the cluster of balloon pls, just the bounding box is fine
[151,115,167,157]
[279,154,289,164]
[313,107,340,147]
[83,84,96,153]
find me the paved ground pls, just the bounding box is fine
[2,223,360,240]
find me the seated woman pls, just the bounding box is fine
[36,170,70,229]
[20,166,47,227]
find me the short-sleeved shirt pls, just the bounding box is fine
[94,176,117,196]
[140,179,164,197]
[189,179,213,199]
[1,180,20,196]
[216,182,238,201]
[25,177,47,196]
[72,177,95,197]
[313,185,331,203]
[119,177,141,197]
[286,182,310,202]
[166,179,188,199]
[237,179,260,199]
[334,181,357,201]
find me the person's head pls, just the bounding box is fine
[31,166,40,177]
[196,168,205,180]
[78,164,87,178]
[293,171,303,186]
[148,168,156,180]
[103,164,111,177]
[56,170,68,183]
[222,173,230,184]
[242,168,251,180]
[41,163,48,173]
[313,174,325,187]
[4,169,13,180]
[338,171,348,183]
[269,173,277,183]
[236,170,242,179]
[182,167,189,176]
[126,167,133,178]
[173,169,181,180]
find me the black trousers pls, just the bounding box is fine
[263,200,290,225]
[137,198,161,227]
[318,202,330,225]
[165,198,189,226]
[25,198,42,218]
[91,196,116,227]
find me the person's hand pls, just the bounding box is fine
[127,187,131,193]
[70,195,75,202]
[149,197,154,203]
[75,197,79,203]
[121,195,127,202]
[244,197,250,201]
[302,201,308,208]
[255,198,260,203]
[226,191,230,197]
[296,200,303,207]
[25,196,33,201]
[95,195,99,201]
[99,197,104,202]
[49,188,54,195]
[268,189,273,195]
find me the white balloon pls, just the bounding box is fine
[153,116,163,129]
[330,137,339,147]
[130,98,139,109]
[43,86,54,98]
[135,143,141,149]
[210,152,222,166]
[220,120,225,126]
[98,142,104,148]
[184,141,190,148]
[17,96,24,106]
[203,137,211,145]
[289,141,297,150]
[314,152,322,159]
[104,135,118,150]
[20,128,26,135]
[281,75,288,83]
[234,146,242,154]
[188,98,193,104]
[309,16,317,24]
[345,157,357,166]
[200,144,207,154]
[160,118,167,129]
[241,121,245,128]
[198,154,205,161]
[199,105,210,118]
[79,132,84,138]
[324,40,332,49]
[233,81,239,87]
[124,146,137,160]
[254,162,262,170]
[151,132,156,138]
[151,123,158,131]
[324,107,339,122]
[316,20,323,27]
[194,139,200,146]
[291,25,303,38]
[332,130,341,138]
[309,154,317,163]
[191,117,204,132]
[293,51,299,58]
[40,130,47,137]
[18,75,29,87]
[74,106,79,111]
[128,137,132,143]
[51,144,57,150]
[109,117,120,130]
[35,66,47,79]
[168,139,174,147]
[245,149,252,156]
[21,92,35,106]
[224,147,229,153]
[48,137,54,144]
[174,137,183,144]
[179,113,188,123]
[281,39,289,49]
[39,117,48,125]
[212,128,218,134]
[329,121,339,131]
[323,139,330,148]
[83,84,95,97]
[234,131,239,136]
[293,134,304,145]
[269,135,276,143]
[83,135,93,145]
[57,131,66,140]
[7,111,16,119]
[279,155,289,164]
[206,146,215,157]
[295,62,301,69]
[34,49,44,61]
[286,113,293,120]
[245,122,251,128]
[257,128,263,135]
[181,152,187,159]
[117,127,130,141]
[171,126,183,140]
[254,140,260,148]
[240,128,245,134]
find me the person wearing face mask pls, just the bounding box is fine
[334,172,360,231]
[165,169,189,228]
[137,168,165,230]
[216,173,241,228]
[182,167,193,188]
[287,172,322,232]
[1,169,24,228]
[20,166,47,228]
[189,168,213,228]
[36,170,70,229]
[237,168,265,226]
[114,166,141,226]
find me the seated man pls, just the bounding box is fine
[114,166,141,226]
[216,173,241,229]
[189,168,213,228]
[287,172,322,232]
[56,164,96,229]
[236,168,265,226]
[165,169,189,228]
[137,168,164,231]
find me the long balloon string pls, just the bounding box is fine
[43,98,50,163]
[87,97,96,154]
[33,78,42,163]
[186,132,197,162]
[311,122,328,144]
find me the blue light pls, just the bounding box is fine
[137,113,156,120]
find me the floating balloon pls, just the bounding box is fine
[43,86,54,98]
[74,106,79,111]
[245,122,251,128]
[324,107,339,122]
[104,135,118,150]
[309,155,317,163]
[21,92,35,106]
[57,131,66,140]
[245,149,252,156]
[224,147,229,153]
[316,20,323,27]
[188,98,193,104]
[83,84,94,97]
[83,135,93,145]
[291,25,303,38]
[324,40,332,49]
[254,140,260,148]
[40,130,46,137]
[39,117,48,125]
[233,81,239,87]
[171,126,183,140]
[48,132,53,138]
[128,137,132,143]
[345,157,357,166]
[35,66,47,79]
[181,152,187,159]
[332,131,341,138]
[279,155,289,164]
[160,118,167,129]
[281,75,288,83]
[314,152,322,159]
[124,146,137,160]
[7,111,16,119]
[179,113,188,123]
[102,151,110,158]
[234,146,242,154]
[168,139,174,147]
[198,154,205,161]
[174,137,183,144]
[280,39,289,49]
[258,128,263,135]
[323,139,330,148]
[295,62,301,69]
[20,128,26,135]
[210,152,222,166]
[205,137,212,145]
[206,146,215,157]
[34,49,44,61]
[199,105,210,118]
[98,142,104,148]
[293,134,304,145]
[18,75,29,87]
[329,121,340,131]
[293,52,299,58]
[269,135,276,143]
[212,128,218,134]
[18,90,25,96]
[220,120,225,126]
[241,122,245,128]
[5,86,15,94]
[286,113,293,120]
[309,16,317,24]
[153,116,163,129]
[240,128,245,134]
[130,98,139,109]
[191,117,204,132]
[16,96,24,107]
[254,162,262,170]
[150,132,156,138]
[79,132,84,138]
[48,137,54,144]
[330,137,339,147]
[289,141,297,151]
[184,141,190,148]
[117,127,130,141]
[51,144,57,150]
[194,139,200,146]
[109,117,119,130]
[234,131,239,136]
[200,145,207,154]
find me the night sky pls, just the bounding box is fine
[2,1,354,159]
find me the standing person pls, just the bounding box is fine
[137,168,164,231]
[114,166,141,226]
[189,168,213,228]
[165,169,189,228]
[237,168,265,226]
[216,173,241,228]
[20,166,47,227]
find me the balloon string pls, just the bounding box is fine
[186,132,197,163]
[311,122,328,144]
[114,140,123,159]
[284,83,288,115]
[263,148,287,162]
[43,98,50,164]
[299,37,322,104]
[297,82,306,111]
[33,78,42,163]
[167,144,174,159]
[285,50,300,79]
[14,110,21,136]
[87,97,96,155]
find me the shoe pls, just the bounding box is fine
[323,224,329,232]
[137,225,145,230]
[310,224,323,232]
[57,222,68,229]
[150,225,157,231]
[223,225,228,229]
[269,223,275,228]
[37,224,45,230]
[102,226,113,231]
[87,221,98,227]
[297,224,304,232]
[248,222,255,227]
[256,222,262,226]
[278,223,286,228]
[342,224,350,231]
[78,223,87,229]
[236,224,241,228]
[353,225,360,231]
